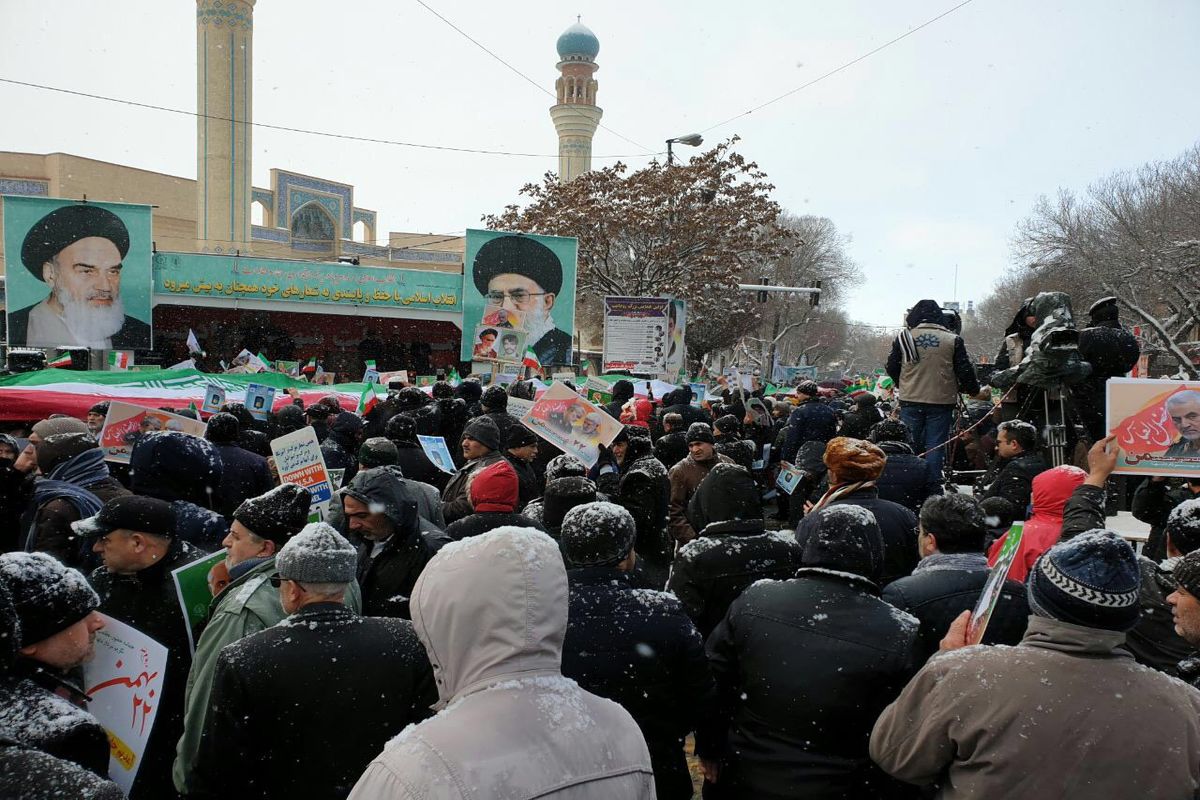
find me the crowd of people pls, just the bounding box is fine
[4,293,1200,799]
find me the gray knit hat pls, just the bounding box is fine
[276,522,358,584]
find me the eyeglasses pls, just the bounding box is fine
[485,290,548,307]
[269,575,286,588]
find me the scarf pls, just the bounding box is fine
[896,328,920,364]
[913,552,989,574]
[810,480,876,513]
[47,447,110,488]
[27,480,103,551]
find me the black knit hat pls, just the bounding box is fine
[88,401,110,417]
[1027,530,1140,632]
[799,504,885,584]
[714,414,742,438]
[506,424,538,449]
[1174,550,1200,598]
[36,432,98,475]
[21,204,130,281]
[205,412,241,445]
[471,235,563,296]
[462,416,501,452]
[869,418,911,445]
[685,422,715,445]
[0,552,98,648]
[688,463,761,531]
[233,483,313,546]
[1166,499,1200,555]
[796,380,820,397]
[481,385,509,412]
[385,413,418,444]
[358,437,399,469]
[544,476,598,530]
[545,453,587,482]
[560,501,636,568]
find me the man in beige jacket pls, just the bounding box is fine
[349,525,657,799]
[871,530,1200,799]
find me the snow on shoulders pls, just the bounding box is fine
[820,504,878,526]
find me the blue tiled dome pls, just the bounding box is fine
[556,22,599,60]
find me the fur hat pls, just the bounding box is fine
[823,437,887,482]
[1027,530,1140,632]
[0,553,98,648]
[1166,499,1200,555]
[544,454,587,483]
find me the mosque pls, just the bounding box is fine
[0,1,605,376]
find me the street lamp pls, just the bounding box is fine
[666,133,703,165]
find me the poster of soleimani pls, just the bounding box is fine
[461,229,578,367]
[1107,378,1200,478]
[3,196,153,349]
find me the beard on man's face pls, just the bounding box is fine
[524,297,556,343]
[55,283,125,344]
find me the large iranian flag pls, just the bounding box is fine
[0,368,367,422]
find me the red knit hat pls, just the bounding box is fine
[470,459,519,513]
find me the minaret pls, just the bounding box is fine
[196,0,255,246]
[550,20,602,182]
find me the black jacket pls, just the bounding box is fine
[668,519,803,638]
[0,661,109,777]
[882,556,1030,664]
[700,570,919,799]
[90,538,205,798]
[715,438,755,471]
[356,527,451,618]
[195,603,436,799]
[976,451,1048,512]
[617,447,672,569]
[875,441,942,515]
[781,399,838,463]
[661,402,710,429]
[839,404,884,441]
[392,440,449,492]
[653,431,689,470]
[795,488,919,586]
[483,410,524,450]
[1131,478,1200,563]
[212,443,274,517]
[561,567,714,800]
[505,455,542,510]
[0,735,123,800]
[444,511,546,541]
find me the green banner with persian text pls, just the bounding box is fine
[153,252,463,312]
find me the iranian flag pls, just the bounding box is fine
[301,358,318,375]
[107,351,132,370]
[356,382,379,416]
[0,368,365,422]
[522,346,542,372]
[47,353,74,369]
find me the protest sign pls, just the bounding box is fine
[506,396,535,419]
[520,381,621,467]
[271,427,333,521]
[416,375,437,387]
[968,522,1025,645]
[776,461,804,495]
[244,383,276,421]
[378,370,408,387]
[82,615,169,795]
[418,435,456,473]
[274,359,300,377]
[170,550,227,654]
[327,468,345,490]
[97,401,208,464]
[583,376,613,406]
[1107,378,1200,478]
[603,296,670,374]
[200,385,226,415]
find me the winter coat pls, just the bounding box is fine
[1073,320,1139,439]
[886,300,980,406]
[0,735,123,799]
[561,566,714,800]
[0,661,109,777]
[875,440,941,515]
[331,465,445,536]
[795,487,919,586]
[357,522,452,618]
[1057,482,1199,674]
[870,616,1200,799]
[506,454,542,509]
[170,500,230,552]
[445,511,546,541]
[881,553,1029,664]
[483,410,524,450]
[349,530,657,800]
[173,556,363,794]
[1132,478,1200,562]
[26,476,128,569]
[616,448,671,573]
[668,520,803,638]
[661,401,710,429]
[90,537,205,799]
[714,438,755,471]
[211,442,274,518]
[193,603,436,800]
[839,402,884,440]
[780,399,838,463]
[699,570,920,799]
[987,464,1085,582]
[976,450,1049,513]
[667,451,733,545]
[440,451,504,525]
[393,440,449,492]
[654,431,689,470]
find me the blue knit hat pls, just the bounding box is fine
[1027,530,1140,631]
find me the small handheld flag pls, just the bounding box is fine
[357,382,380,416]
[47,353,73,369]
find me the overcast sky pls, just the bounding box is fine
[2,0,1198,327]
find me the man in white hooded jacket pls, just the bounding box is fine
[349,526,657,800]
